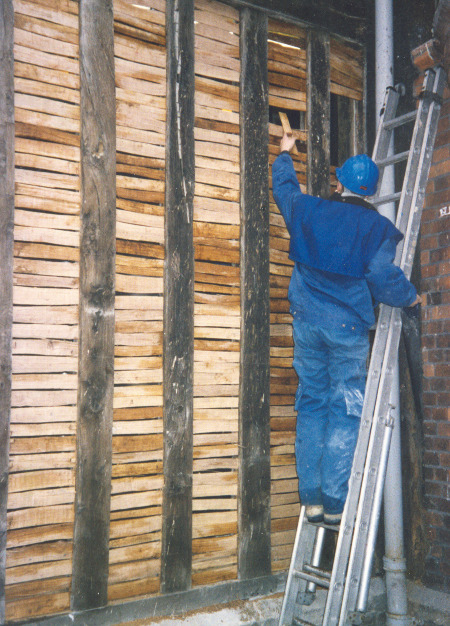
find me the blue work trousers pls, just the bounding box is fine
[292,315,369,514]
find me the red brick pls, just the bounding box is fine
[425,189,450,208]
[425,481,447,497]
[421,250,430,264]
[438,451,450,466]
[422,320,445,334]
[434,128,450,149]
[425,436,450,452]
[437,422,450,437]
[428,378,448,392]
[420,232,439,248]
[423,407,448,421]
[424,466,447,482]
[438,230,450,247]
[421,218,446,235]
[423,363,435,377]
[435,363,450,377]
[434,174,450,192]
[437,113,450,132]
[423,349,444,363]
[421,263,439,278]
[430,246,450,262]
[424,450,440,466]
[436,335,450,348]
[431,145,450,164]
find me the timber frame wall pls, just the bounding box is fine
[0,0,366,623]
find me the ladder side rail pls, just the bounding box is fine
[391,69,442,268]
[279,507,317,626]
[397,67,447,281]
[371,87,401,187]
[340,67,446,623]
[355,404,396,613]
[325,67,443,625]
[322,294,397,624]
[338,305,402,625]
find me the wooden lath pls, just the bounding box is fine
[110,0,166,603]
[5,0,80,620]
[192,0,240,588]
[267,17,304,574]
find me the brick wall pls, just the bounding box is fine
[420,84,450,592]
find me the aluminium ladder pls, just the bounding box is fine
[279,66,446,626]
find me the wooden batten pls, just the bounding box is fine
[71,0,116,612]
[161,0,195,594]
[307,29,330,197]
[238,7,271,580]
[0,2,15,622]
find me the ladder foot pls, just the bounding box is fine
[297,590,315,606]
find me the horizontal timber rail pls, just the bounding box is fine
[11,574,285,626]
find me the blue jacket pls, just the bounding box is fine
[272,152,417,331]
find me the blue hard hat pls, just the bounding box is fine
[336,154,379,196]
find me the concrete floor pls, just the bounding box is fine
[117,579,450,626]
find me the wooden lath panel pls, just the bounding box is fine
[192,0,240,587]
[330,37,364,100]
[6,0,80,621]
[268,20,307,112]
[109,0,165,603]
[268,19,303,574]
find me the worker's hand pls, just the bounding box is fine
[408,294,422,307]
[280,133,297,154]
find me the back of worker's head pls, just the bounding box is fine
[336,154,379,197]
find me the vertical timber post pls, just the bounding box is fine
[307,30,330,196]
[0,1,14,621]
[71,0,116,611]
[238,7,271,580]
[351,62,367,155]
[161,0,195,593]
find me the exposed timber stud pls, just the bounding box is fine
[307,30,331,197]
[0,1,15,622]
[238,7,271,580]
[161,0,195,594]
[351,58,366,156]
[71,0,116,611]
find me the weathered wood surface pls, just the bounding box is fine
[221,0,368,43]
[6,0,80,621]
[267,18,302,572]
[110,0,166,602]
[192,0,240,586]
[239,6,271,581]
[307,30,330,197]
[161,0,195,594]
[0,2,15,622]
[330,38,364,101]
[71,0,116,612]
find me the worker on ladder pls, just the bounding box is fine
[272,134,421,526]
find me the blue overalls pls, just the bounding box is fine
[272,152,417,514]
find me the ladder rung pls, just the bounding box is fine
[293,619,317,626]
[307,520,340,532]
[383,110,416,129]
[377,150,409,167]
[304,563,332,580]
[371,192,402,206]
[294,568,331,589]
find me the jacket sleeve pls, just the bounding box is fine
[272,152,303,231]
[365,238,417,307]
